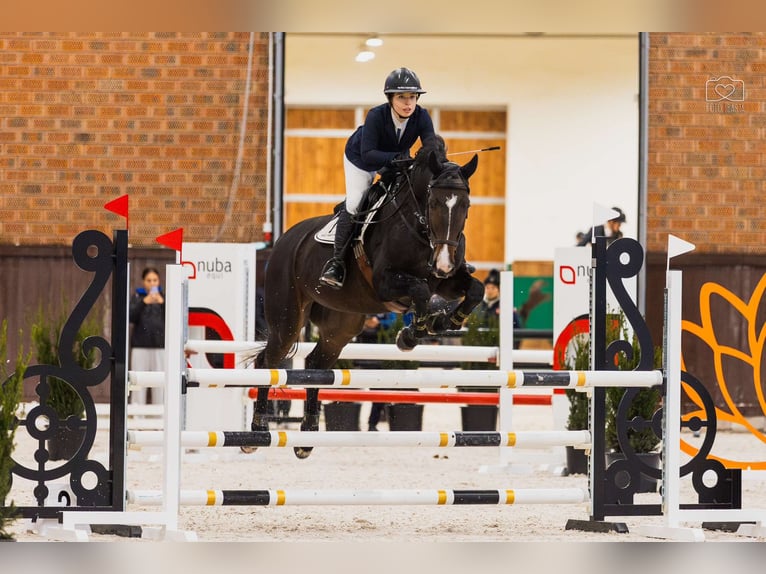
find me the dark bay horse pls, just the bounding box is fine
[252,136,485,457]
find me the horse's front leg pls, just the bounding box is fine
[431,272,485,333]
[377,271,432,351]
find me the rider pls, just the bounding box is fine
[319,67,436,289]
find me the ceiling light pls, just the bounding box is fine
[365,36,383,47]
[355,48,375,62]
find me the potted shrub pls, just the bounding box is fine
[458,312,499,431]
[30,305,101,461]
[603,315,663,492]
[379,314,423,431]
[559,311,662,481]
[560,329,590,475]
[1,320,31,541]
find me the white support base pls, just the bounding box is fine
[632,524,706,542]
[735,521,766,538]
[55,511,197,541]
[25,518,89,542]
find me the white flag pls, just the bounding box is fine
[667,234,695,260]
[593,203,620,228]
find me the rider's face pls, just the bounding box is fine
[390,93,418,119]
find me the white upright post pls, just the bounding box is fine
[498,270,514,467]
[481,270,529,474]
[158,264,187,539]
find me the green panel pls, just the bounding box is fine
[514,275,554,330]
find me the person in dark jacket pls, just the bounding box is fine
[129,267,165,404]
[576,206,626,246]
[319,67,436,289]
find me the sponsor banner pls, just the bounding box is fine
[183,243,257,431]
[552,247,636,368]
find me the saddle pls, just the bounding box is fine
[313,175,399,245]
[314,174,409,312]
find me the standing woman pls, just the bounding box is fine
[319,67,436,289]
[129,267,165,404]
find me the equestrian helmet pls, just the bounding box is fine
[384,67,426,95]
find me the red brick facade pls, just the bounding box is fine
[648,32,766,255]
[0,32,271,247]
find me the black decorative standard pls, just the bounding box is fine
[587,236,740,523]
[11,230,128,519]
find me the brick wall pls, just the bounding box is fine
[648,32,766,254]
[0,32,271,247]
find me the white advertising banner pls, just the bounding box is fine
[183,242,257,431]
[552,246,636,368]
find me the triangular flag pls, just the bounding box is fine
[667,234,695,260]
[593,203,620,229]
[104,194,129,226]
[156,228,184,252]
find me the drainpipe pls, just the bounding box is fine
[270,32,286,243]
[637,32,649,315]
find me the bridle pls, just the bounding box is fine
[424,163,470,252]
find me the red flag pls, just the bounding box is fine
[155,228,183,252]
[104,194,129,226]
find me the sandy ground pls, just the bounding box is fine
[6,399,766,543]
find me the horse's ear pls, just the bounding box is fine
[460,154,479,180]
[428,150,442,175]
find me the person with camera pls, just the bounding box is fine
[319,67,436,289]
[129,266,166,404]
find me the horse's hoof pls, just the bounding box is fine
[293,446,313,459]
[396,327,418,351]
[294,413,320,459]
[428,314,451,334]
[240,446,257,454]
[251,413,269,432]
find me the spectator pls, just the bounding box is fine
[576,206,626,246]
[129,267,165,405]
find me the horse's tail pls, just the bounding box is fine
[240,342,268,368]
[240,340,301,368]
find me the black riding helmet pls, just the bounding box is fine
[384,67,426,97]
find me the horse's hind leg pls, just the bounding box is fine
[250,304,310,433]
[293,306,365,459]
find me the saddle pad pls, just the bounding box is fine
[313,193,387,245]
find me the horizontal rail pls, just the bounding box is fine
[185,340,553,365]
[257,388,557,405]
[128,487,589,507]
[127,429,592,449]
[129,368,663,389]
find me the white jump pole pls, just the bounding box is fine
[185,339,554,366]
[129,368,662,389]
[128,429,593,449]
[128,487,590,507]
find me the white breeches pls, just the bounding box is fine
[344,155,376,214]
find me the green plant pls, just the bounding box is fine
[460,311,499,371]
[377,315,419,370]
[604,313,663,453]
[30,305,102,420]
[559,312,662,452]
[0,320,31,540]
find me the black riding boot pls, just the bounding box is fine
[319,210,354,289]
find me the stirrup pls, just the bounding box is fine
[319,259,345,288]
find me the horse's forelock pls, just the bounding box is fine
[414,135,447,170]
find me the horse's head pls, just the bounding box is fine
[425,151,478,278]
